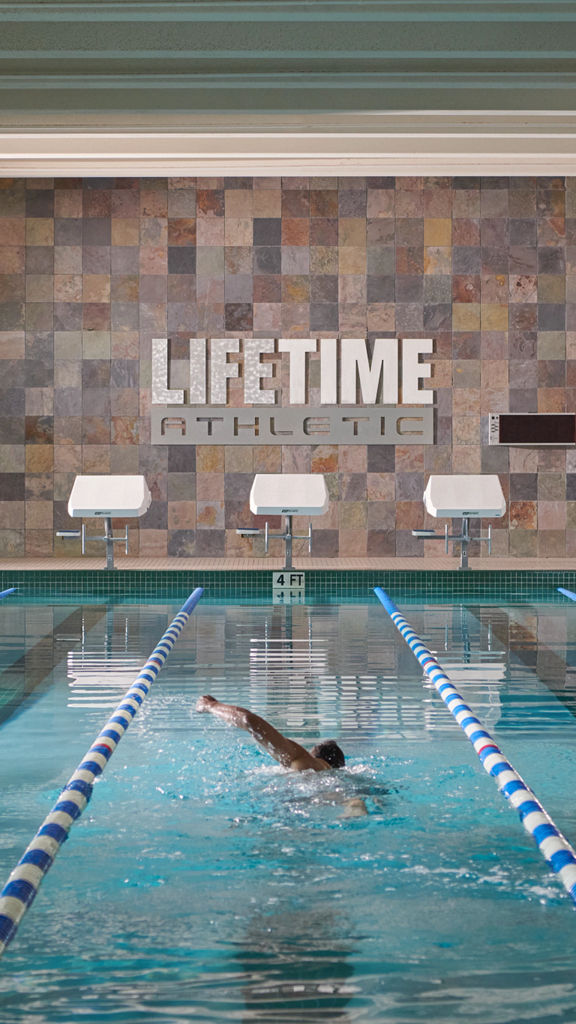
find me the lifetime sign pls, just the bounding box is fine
[151,336,435,445]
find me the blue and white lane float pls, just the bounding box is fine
[374,587,576,907]
[0,586,204,957]
[558,587,576,602]
[0,588,16,600]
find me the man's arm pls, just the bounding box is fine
[195,695,325,771]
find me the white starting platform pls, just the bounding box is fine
[238,474,329,597]
[412,474,505,569]
[423,474,506,520]
[249,474,329,518]
[68,475,151,520]
[60,475,152,568]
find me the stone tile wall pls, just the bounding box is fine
[0,175,575,560]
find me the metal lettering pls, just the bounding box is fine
[160,417,187,436]
[396,415,426,436]
[277,339,317,404]
[244,339,276,405]
[234,416,260,436]
[303,417,331,435]
[342,416,370,437]
[196,416,224,437]
[402,338,433,405]
[189,338,207,404]
[152,338,184,404]
[341,338,398,405]
[210,339,240,404]
[150,337,435,407]
[270,417,294,437]
[320,338,337,404]
[152,406,434,445]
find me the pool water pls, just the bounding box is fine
[0,598,575,1023]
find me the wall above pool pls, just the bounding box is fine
[2,175,576,561]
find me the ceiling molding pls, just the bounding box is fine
[3,113,576,176]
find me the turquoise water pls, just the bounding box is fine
[0,598,575,1023]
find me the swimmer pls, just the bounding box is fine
[195,695,345,772]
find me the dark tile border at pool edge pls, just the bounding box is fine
[1,569,576,603]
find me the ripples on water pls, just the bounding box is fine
[0,600,575,1022]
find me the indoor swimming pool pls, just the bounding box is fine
[0,593,575,1023]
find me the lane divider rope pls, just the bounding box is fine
[0,589,16,600]
[0,586,204,957]
[558,587,576,602]
[374,586,576,907]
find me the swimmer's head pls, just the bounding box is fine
[310,739,345,769]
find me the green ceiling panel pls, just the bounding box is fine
[1,1,575,114]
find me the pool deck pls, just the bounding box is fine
[1,556,576,572]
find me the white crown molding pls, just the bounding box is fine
[2,112,576,176]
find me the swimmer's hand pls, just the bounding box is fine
[196,695,218,713]
[341,797,369,818]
